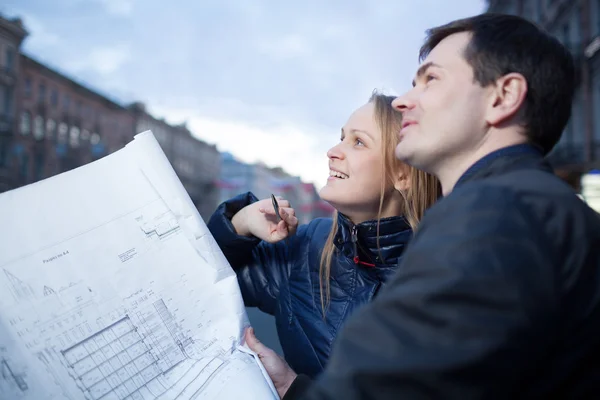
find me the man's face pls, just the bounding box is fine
[392,32,491,174]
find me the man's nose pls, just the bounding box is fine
[391,94,415,114]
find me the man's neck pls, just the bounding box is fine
[435,140,529,196]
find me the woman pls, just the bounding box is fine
[207,92,440,378]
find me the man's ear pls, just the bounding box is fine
[486,72,528,126]
[393,164,410,192]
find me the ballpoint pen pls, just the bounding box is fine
[271,194,289,245]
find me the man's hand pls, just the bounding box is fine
[245,327,297,399]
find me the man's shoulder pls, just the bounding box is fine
[439,168,579,212]
[422,167,600,240]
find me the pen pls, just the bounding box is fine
[271,194,289,245]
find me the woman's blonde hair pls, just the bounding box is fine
[318,91,440,315]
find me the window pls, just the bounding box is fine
[58,123,68,143]
[5,47,14,72]
[33,115,44,140]
[69,126,80,147]
[0,138,7,167]
[34,153,44,181]
[46,119,56,139]
[597,0,600,36]
[19,152,29,182]
[63,95,70,111]
[50,88,58,107]
[20,111,31,135]
[81,129,90,141]
[2,86,12,115]
[562,23,570,45]
[38,83,46,103]
[90,132,101,145]
[24,78,32,98]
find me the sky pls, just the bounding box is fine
[3,0,486,189]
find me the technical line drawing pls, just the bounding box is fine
[43,286,56,296]
[62,315,161,400]
[36,348,81,400]
[153,299,194,353]
[3,269,35,302]
[138,211,181,241]
[58,298,225,400]
[0,357,29,397]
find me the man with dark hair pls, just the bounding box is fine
[245,13,600,399]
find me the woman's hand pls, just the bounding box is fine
[231,197,298,243]
[245,327,297,399]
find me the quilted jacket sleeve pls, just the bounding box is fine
[207,192,291,315]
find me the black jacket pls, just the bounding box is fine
[287,144,600,399]
[207,192,413,377]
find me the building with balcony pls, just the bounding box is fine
[487,0,600,188]
[12,54,135,189]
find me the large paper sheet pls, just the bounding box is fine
[0,131,277,400]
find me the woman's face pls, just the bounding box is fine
[319,102,396,221]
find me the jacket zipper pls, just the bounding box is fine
[351,225,376,267]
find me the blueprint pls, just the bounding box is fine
[0,132,278,400]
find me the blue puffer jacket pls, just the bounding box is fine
[207,192,413,377]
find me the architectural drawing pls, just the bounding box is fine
[0,131,277,399]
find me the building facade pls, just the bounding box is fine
[0,15,27,192]
[13,55,135,189]
[130,103,221,221]
[487,0,600,187]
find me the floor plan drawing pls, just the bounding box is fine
[0,132,278,399]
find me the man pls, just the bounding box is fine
[246,13,600,399]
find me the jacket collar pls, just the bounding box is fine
[455,144,549,189]
[334,212,412,267]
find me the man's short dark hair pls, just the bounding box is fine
[420,13,576,155]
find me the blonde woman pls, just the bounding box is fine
[208,92,440,377]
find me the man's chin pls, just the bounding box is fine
[394,145,411,162]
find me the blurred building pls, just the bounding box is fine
[581,169,600,211]
[0,15,27,192]
[217,152,334,223]
[12,54,135,188]
[129,102,221,221]
[486,0,600,186]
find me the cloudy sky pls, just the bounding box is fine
[4,0,485,189]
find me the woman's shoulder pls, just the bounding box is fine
[297,217,334,238]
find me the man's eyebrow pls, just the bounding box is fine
[411,61,441,87]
